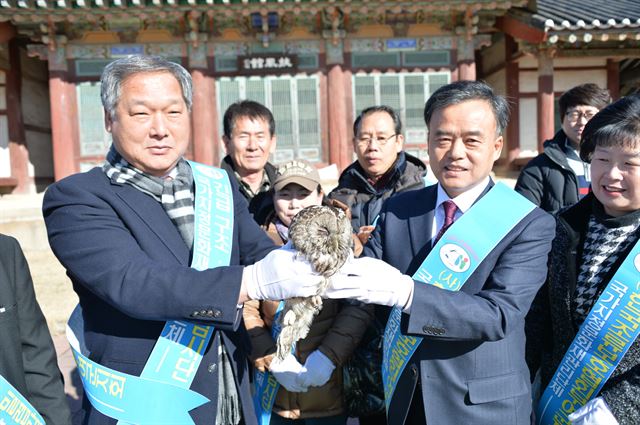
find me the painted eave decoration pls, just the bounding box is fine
[510,0,640,45]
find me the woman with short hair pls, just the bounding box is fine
[527,94,640,425]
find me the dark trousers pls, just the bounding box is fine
[270,414,347,425]
[358,412,387,425]
[405,383,427,425]
[357,385,427,425]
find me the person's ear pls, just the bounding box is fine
[222,135,231,154]
[493,135,504,161]
[104,110,113,133]
[269,135,277,154]
[395,134,405,153]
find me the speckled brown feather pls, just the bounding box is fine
[275,205,353,360]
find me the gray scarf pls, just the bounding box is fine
[102,145,195,248]
[102,145,241,424]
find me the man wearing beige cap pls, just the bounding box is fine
[243,159,372,424]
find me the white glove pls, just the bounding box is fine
[569,397,619,425]
[269,353,308,393]
[324,257,415,311]
[243,246,322,301]
[297,350,335,388]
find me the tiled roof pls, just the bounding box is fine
[0,0,518,10]
[532,0,640,32]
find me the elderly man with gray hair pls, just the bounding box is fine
[43,55,324,425]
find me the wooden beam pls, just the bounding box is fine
[559,48,640,58]
[496,15,546,44]
[0,177,18,189]
[0,22,16,43]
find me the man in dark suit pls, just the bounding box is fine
[43,55,323,425]
[327,81,555,424]
[0,233,71,425]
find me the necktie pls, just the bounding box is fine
[434,200,458,244]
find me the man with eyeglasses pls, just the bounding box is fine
[516,83,611,214]
[329,105,429,246]
[327,105,428,424]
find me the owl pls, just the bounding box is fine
[274,205,353,361]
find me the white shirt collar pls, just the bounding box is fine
[435,176,491,213]
[161,166,179,180]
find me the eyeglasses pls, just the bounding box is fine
[355,133,397,147]
[565,110,597,122]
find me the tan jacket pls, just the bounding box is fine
[243,220,372,419]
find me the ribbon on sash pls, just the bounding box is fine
[252,302,285,425]
[536,239,640,425]
[381,183,535,412]
[67,162,234,424]
[0,375,45,425]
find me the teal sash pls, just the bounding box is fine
[0,375,45,425]
[67,162,234,424]
[381,183,535,412]
[537,238,640,424]
[253,301,285,425]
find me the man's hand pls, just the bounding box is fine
[296,350,335,388]
[356,225,375,245]
[269,353,308,393]
[569,397,619,425]
[240,246,322,302]
[324,257,414,311]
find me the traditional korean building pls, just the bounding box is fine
[0,0,638,194]
[0,0,523,194]
[486,0,640,167]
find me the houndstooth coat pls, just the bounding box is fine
[526,193,640,424]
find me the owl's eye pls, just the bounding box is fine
[317,227,330,237]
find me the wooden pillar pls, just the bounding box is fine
[607,59,620,101]
[48,42,78,181]
[343,66,353,166]
[537,49,555,152]
[49,73,78,181]
[458,61,476,81]
[189,40,217,166]
[505,35,520,165]
[190,69,217,166]
[325,36,350,171]
[6,38,32,193]
[327,63,350,170]
[450,67,459,82]
[456,36,476,81]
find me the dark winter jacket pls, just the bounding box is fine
[327,151,428,232]
[515,130,582,215]
[220,155,278,225]
[526,194,640,424]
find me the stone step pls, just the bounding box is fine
[0,193,48,252]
